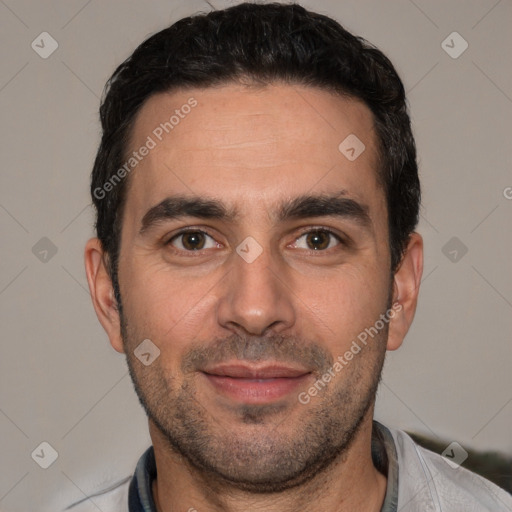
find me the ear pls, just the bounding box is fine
[84,237,125,353]
[386,232,423,351]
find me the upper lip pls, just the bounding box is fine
[201,363,310,379]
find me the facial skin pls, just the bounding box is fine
[85,83,423,512]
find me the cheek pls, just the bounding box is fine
[294,263,389,350]
[120,263,219,360]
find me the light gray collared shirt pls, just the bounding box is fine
[65,420,512,511]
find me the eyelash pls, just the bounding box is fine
[164,226,347,254]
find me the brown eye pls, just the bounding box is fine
[167,231,216,251]
[293,230,341,251]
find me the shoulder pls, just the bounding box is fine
[63,476,130,512]
[387,425,512,512]
[64,445,154,512]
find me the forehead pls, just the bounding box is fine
[123,83,385,231]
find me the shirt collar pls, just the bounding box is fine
[372,420,399,512]
[129,443,157,511]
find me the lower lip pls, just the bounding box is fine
[202,373,310,404]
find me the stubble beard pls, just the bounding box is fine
[119,302,388,493]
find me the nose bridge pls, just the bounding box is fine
[232,241,280,301]
[216,237,295,336]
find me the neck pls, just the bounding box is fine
[149,411,387,512]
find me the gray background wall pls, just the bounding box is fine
[0,0,510,510]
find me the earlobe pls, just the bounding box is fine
[84,238,125,354]
[386,232,423,351]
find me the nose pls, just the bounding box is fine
[216,240,296,337]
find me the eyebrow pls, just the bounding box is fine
[139,190,372,235]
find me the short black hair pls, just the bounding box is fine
[90,1,420,305]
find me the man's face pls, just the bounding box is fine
[115,84,394,490]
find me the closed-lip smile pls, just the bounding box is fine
[200,362,311,403]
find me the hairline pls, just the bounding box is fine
[117,78,388,234]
